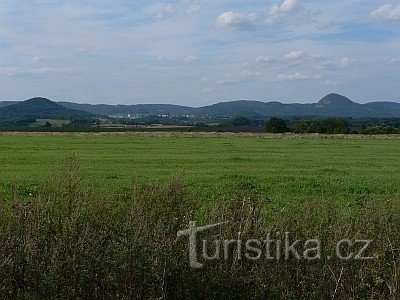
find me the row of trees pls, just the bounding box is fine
[293,118,350,134]
[265,117,350,134]
[227,115,400,134]
[361,125,400,134]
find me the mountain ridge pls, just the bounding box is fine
[60,93,400,118]
[1,94,400,119]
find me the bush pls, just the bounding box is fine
[228,115,251,126]
[265,117,289,133]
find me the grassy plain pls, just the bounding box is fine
[1,132,400,298]
[0,132,399,203]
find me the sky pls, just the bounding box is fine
[0,0,399,106]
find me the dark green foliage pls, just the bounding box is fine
[295,118,350,134]
[63,118,101,128]
[0,117,37,127]
[265,117,289,133]
[361,125,400,134]
[228,115,251,126]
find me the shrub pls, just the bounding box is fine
[265,117,289,133]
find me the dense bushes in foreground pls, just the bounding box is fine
[1,156,399,299]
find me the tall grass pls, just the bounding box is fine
[0,155,399,299]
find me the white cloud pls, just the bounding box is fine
[186,1,203,14]
[277,72,310,81]
[269,0,299,20]
[157,4,179,18]
[255,56,277,63]
[0,67,78,76]
[388,58,400,65]
[32,56,44,63]
[266,0,317,25]
[201,87,215,94]
[340,57,352,67]
[315,57,361,70]
[201,76,209,82]
[283,50,305,60]
[216,11,260,28]
[216,0,318,30]
[255,50,323,67]
[74,46,103,55]
[184,55,197,62]
[156,1,203,19]
[157,55,168,62]
[241,71,262,78]
[371,4,400,22]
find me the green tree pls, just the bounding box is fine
[294,118,349,134]
[229,115,251,126]
[265,117,289,133]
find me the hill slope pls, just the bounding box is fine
[0,98,96,122]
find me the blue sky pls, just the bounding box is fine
[0,0,399,105]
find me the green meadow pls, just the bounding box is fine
[1,132,400,298]
[1,133,399,202]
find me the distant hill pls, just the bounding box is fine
[194,94,400,118]
[1,94,400,119]
[0,98,96,122]
[0,101,20,108]
[59,93,400,118]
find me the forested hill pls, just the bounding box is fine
[0,97,96,122]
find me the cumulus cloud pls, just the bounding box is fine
[267,0,315,24]
[184,55,197,62]
[216,11,260,28]
[216,0,318,29]
[283,50,305,60]
[277,72,310,81]
[268,0,299,21]
[371,4,400,22]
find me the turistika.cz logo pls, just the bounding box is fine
[177,221,374,269]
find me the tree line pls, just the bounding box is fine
[265,117,400,134]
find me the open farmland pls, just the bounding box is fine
[1,132,400,298]
[0,132,399,202]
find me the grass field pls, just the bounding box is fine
[1,132,399,203]
[1,132,400,298]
